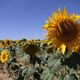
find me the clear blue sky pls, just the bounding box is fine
[0,0,80,40]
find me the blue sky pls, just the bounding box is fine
[0,0,80,40]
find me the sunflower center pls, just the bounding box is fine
[56,20,78,42]
[6,41,10,44]
[2,54,6,59]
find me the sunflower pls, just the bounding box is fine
[15,40,21,44]
[0,50,8,63]
[43,7,80,51]
[4,39,12,47]
[27,39,37,44]
[22,43,40,55]
[40,40,47,46]
[0,41,5,48]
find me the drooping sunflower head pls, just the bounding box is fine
[43,7,80,51]
[22,43,40,55]
[0,50,8,63]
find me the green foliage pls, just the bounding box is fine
[0,39,79,80]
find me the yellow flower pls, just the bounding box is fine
[43,7,80,51]
[27,39,37,44]
[4,39,12,47]
[40,40,47,46]
[0,42,5,48]
[0,50,8,63]
[15,40,21,44]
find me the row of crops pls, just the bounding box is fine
[0,39,80,80]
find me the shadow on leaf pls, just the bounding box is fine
[61,52,80,69]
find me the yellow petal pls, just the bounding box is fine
[75,15,80,21]
[47,28,56,31]
[63,7,69,19]
[52,12,59,20]
[48,16,54,22]
[60,44,66,55]
[58,8,63,19]
[70,14,80,21]
[43,24,49,29]
[58,23,62,34]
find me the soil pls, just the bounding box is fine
[0,62,9,80]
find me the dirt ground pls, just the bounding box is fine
[0,63,9,80]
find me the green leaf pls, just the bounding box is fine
[41,68,50,79]
[42,68,50,75]
[49,59,62,74]
[47,74,54,80]
[48,59,58,67]
[70,68,76,75]
[58,76,64,80]
[64,75,71,80]
[64,74,78,80]
[43,73,51,80]
[22,68,28,76]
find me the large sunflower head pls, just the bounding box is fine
[0,50,8,63]
[43,8,80,51]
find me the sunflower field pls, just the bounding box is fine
[0,8,80,80]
